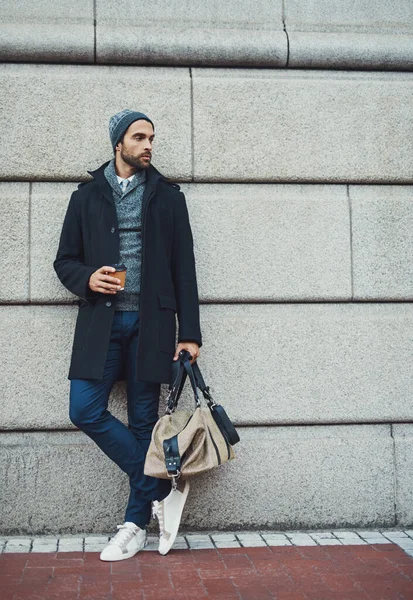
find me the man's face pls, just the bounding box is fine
[116,119,155,170]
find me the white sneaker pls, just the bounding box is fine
[100,521,147,561]
[152,479,190,556]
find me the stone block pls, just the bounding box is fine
[0,183,30,302]
[356,530,387,540]
[96,0,286,67]
[197,303,413,425]
[3,303,413,429]
[393,425,413,527]
[334,531,364,540]
[390,540,413,553]
[0,1,94,63]
[31,539,58,552]
[170,542,188,550]
[31,183,78,303]
[288,32,413,71]
[0,64,192,181]
[262,534,291,546]
[185,534,214,549]
[183,425,395,531]
[0,425,394,534]
[336,538,367,546]
[0,431,128,535]
[215,541,241,548]
[264,539,291,546]
[382,530,409,539]
[185,534,211,542]
[180,183,351,301]
[192,69,413,183]
[236,533,267,547]
[286,533,317,546]
[58,538,83,552]
[84,543,107,551]
[142,535,159,551]
[351,186,413,300]
[309,533,342,545]
[84,535,109,544]
[284,1,413,34]
[0,306,75,430]
[4,539,32,552]
[383,531,413,545]
[285,0,413,70]
[174,536,186,544]
[211,533,237,542]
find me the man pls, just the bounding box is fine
[53,109,202,560]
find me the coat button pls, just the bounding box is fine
[110,227,115,233]
[105,301,112,307]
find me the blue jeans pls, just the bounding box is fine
[69,310,171,529]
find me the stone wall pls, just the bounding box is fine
[1,0,413,534]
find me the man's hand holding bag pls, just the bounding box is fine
[144,350,240,481]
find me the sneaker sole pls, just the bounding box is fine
[158,481,190,556]
[100,538,148,561]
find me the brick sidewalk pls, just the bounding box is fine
[2,544,413,599]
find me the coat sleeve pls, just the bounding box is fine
[53,191,98,300]
[171,191,202,348]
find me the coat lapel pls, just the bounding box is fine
[87,161,115,206]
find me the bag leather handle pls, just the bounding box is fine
[167,349,215,409]
[167,350,199,411]
[191,362,214,404]
[167,358,186,412]
[182,357,200,403]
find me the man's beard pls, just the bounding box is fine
[120,147,151,170]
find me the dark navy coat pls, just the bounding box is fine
[53,160,202,383]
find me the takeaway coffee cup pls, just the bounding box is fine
[107,264,127,290]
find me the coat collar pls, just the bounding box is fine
[103,157,146,198]
[87,160,165,203]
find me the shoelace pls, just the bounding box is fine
[108,524,136,549]
[152,501,165,537]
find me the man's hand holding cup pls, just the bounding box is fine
[88,264,127,294]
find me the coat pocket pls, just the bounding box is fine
[158,293,177,353]
[158,293,177,312]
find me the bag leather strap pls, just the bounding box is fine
[167,350,199,411]
[182,358,200,403]
[163,435,181,476]
[191,362,214,405]
[167,359,186,412]
[168,350,213,407]
[181,357,241,446]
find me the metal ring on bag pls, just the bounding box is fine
[166,469,181,479]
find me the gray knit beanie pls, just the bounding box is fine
[109,109,154,151]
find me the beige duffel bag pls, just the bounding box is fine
[144,350,239,481]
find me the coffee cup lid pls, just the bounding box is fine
[109,263,127,271]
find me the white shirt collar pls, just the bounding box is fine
[116,173,135,185]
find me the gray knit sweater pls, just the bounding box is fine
[104,158,146,311]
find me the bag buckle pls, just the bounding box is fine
[166,470,181,490]
[206,392,217,408]
[202,385,216,407]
